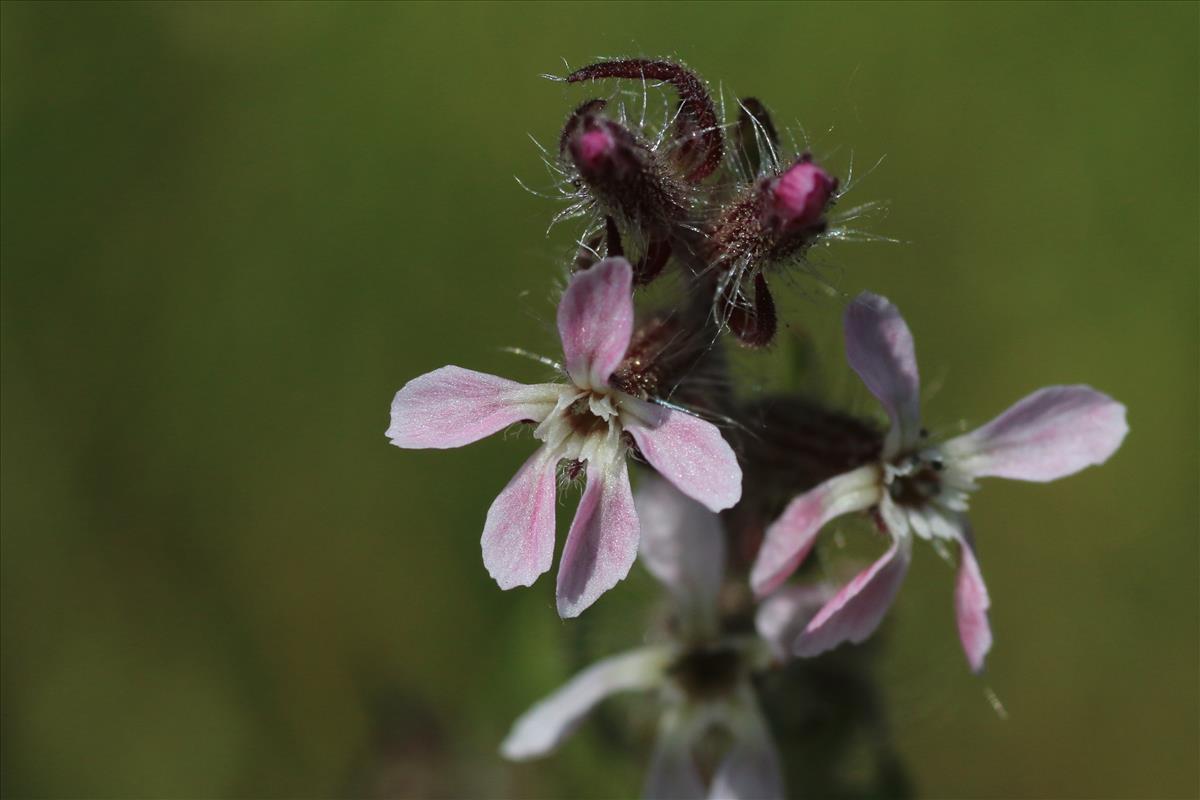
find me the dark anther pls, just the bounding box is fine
[735,97,779,176]
[566,59,723,183]
[889,464,942,506]
[725,271,778,347]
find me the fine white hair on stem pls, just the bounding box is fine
[499,346,564,372]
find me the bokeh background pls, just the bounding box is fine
[2,2,1197,798]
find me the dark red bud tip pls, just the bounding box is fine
[769,161,836,231]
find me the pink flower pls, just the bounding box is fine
[387,257,742,618]
[750,292,1128,672]
[501,476,785,800]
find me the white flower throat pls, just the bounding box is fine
[533,387,624,465]
[880,438,977,543]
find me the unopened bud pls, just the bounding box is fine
[560,111,688,245]
[571,127,616,173]
[766,160,836,233]
[567,58,723,183]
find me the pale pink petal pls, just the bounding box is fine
[556,456,640,618]
[844,293,922,450]
[956,534,993,673]
[943,385,1128,482]
[481,446,559,590]
[749,464,881,597]
[557,257,634,389]
[634,474,725,624]
[709,701,784,800]
[754,582,835,660]
[500,644,672,760]
[623,399,742,512]
[794,534,913,658]
[644,708,707,800]
[388,366,559,449]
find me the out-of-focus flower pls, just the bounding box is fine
[387,258,742,618]
[751,292,1128,671]
[502,475,800,799]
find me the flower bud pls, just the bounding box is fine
[566,58,723,183]
[766,159,836,234]
[561,111,688,245]
[570,126,616,174]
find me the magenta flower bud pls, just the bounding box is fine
[572,127,615,172]
[767,160,835,232]
[559,110,688,246]
[566,59,723,183]
[566,118,630,180]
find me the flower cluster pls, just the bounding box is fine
[387,58,1128,798]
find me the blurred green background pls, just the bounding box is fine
[2,2,1197,797]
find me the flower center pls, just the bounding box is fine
[667,645,744,700]
[885,451,945,508]
[564,394,614,438]
[533,389,625,466]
